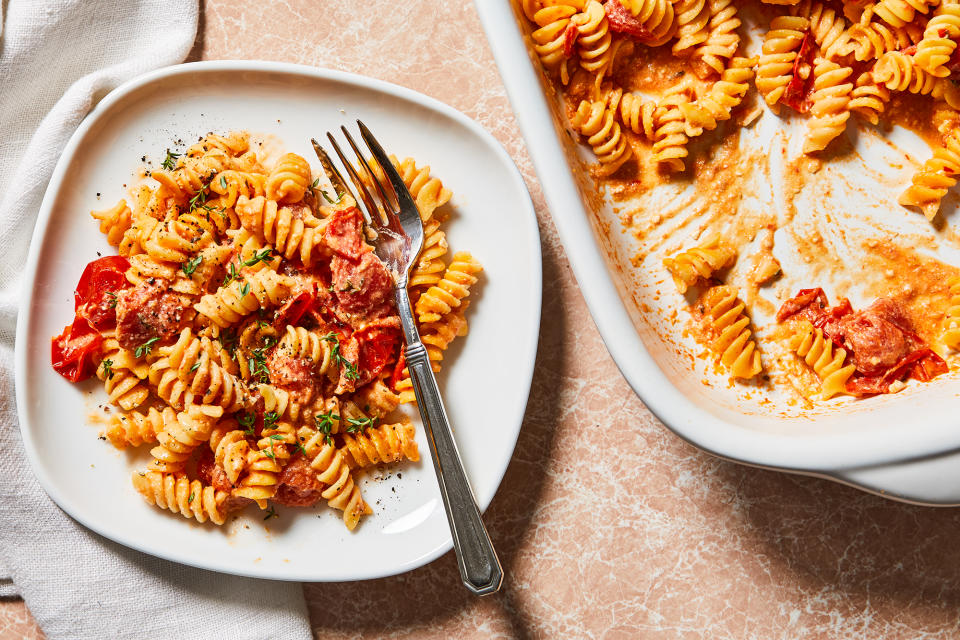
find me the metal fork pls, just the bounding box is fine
[312,121,503,596]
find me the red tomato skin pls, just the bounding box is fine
[51,317,103,382]
[74,256,131,330]
[274,289,315,329]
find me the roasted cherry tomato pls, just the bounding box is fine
[274,289,315,328]
[389,351,407,392]
[781,32,816,114]
[75,255,130,330]
[355,324,401,379]
[51,316,103,382]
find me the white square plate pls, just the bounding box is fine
[15,61,541,581]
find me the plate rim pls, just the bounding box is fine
[14,59,543,581]
[474,0,960,474]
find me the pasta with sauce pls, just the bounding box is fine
[519,0,960,219]
[50,131,481,531]
[519,0,960,398]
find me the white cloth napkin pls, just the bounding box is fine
[0,2,311,638]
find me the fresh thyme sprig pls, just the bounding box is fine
[320,332,360,381]
[238,411,256,436]
[134,337,159,358]
[241,249,274,268]
[181,255,202,276]
[160,149,181,171]
[314,411,340,446]
[222,263,239,288]
[346,416,376,433]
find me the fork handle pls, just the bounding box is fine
[395,288,503,596]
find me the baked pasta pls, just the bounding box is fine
[520,0,960,399]
[51,131,480,530]
[520,0,960,219]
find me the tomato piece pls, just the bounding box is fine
[322,207,365,260]
[355,324,401,379]
[562,22,579,57]
[782,32,816,113]
[75,256,131,330]
[605,0,653,41]
[274,289,315,328]
[51,316,103,382]
[390,351,407,391]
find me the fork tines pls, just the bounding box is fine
[313,119,425,255]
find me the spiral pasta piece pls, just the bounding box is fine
[701,285,763,379]
[415,252,482,324]
[899,128,960,219]
[118,214,160,259]
[391,156,453,222]
[651,93,691,172]
[277,325,335,376]
[673,0,711,55]
[209,427,251,486]
[186,132,250,159]
[90,201,133,247]
[846,20,916,61]
[531,1,584,84]
[942,276,960,349]
[663,236,737,292]
[570,98,634,175]
[341,420,419,469]
[790,320,856,399]
[154,149,232,200]
[256,421,298,468]
[265,153,312,204]
[756,16,810,106]
[124,254,177,288]
[620,0,678,46]
[362,153,454,224]
[148,354,250,414]
[143,219,210,264]
[575,1,612,71]
[235,195,323,264]
[149,404,223,473]
[916,3,960,76]
[153,328,251,412]
[258,383,304,423]
[351,379,402,418]
[696,0,741,76]
[874,51,941,95]
[233,448,282,508]
[409,218,449,295]
[209,170,266,208]
[132,471,230,525]
[608,88,658,139]
[793,0,852,60]
[298,426,371,530]
[396,304,470,404]
[874,0,939,28]
[804,59,854,153]
[680,57,756,136]
[97,337,151,411]
[105,407,168,449]
[848,72,891,124]
[194,268,293,328]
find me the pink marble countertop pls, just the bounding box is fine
[7,1,960,638]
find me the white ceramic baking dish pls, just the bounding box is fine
[475,1,960,505]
